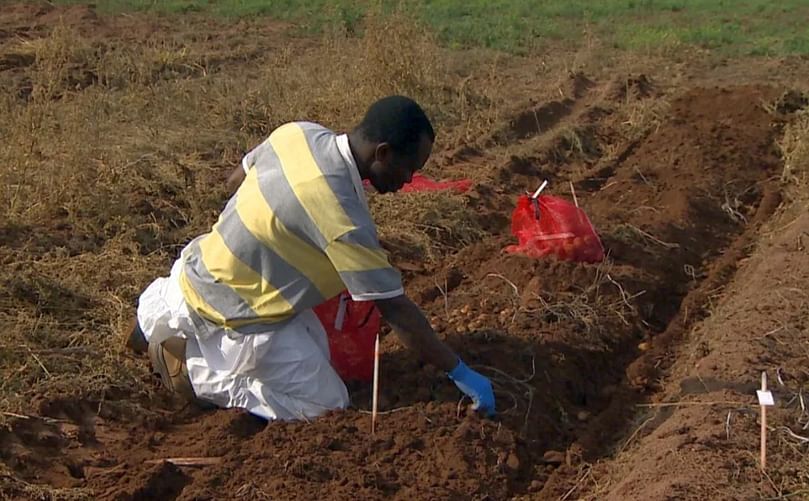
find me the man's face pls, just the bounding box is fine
[367,133,433,194]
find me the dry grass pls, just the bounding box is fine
[618,96,670,142]
[554,126,587,161]
[523,261,641,334]
[529,290,600,331]
[227,8,448,136]
[370,192,485,264]
[0,10,502,423]
[220,6,500,144]
[778,109,809,187]
[470,260,642,343]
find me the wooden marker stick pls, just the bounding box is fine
[371,334,380,434]
[760,371,767,471]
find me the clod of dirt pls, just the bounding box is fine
[567,72,596,99]
[775,89,809,114]
[502,155,550,177]
[607,74,656,101]
[550,125,602,163]
[417,266,464,303]
[508,100,575,140]
[506,452,521,470]
[110,462,190,500]
[225,409,268,438]
[542,450,566,464]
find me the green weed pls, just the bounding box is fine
[55,0,809,55]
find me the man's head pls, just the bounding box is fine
[350,96,435,194]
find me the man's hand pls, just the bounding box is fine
[448,360,496,416]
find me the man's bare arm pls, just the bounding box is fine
[374,294,457,372]
[226,165,246,194]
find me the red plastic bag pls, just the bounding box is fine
[504,194,604,263]
[363,173,472,193]
[401,174,472,193]
[313,292,380,382]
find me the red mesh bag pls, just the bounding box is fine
[400,174,472,193]
[363,173,472,193]
[504,194,604,263]
[313,292,380,382]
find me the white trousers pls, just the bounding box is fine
[136,257,350,421]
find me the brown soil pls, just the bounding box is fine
[2,4,808,501]
[570,208,809,500]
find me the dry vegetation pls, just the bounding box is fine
[370,192,486,264]
[616,96,670,142]
[779,107,809,187]
[0,9,504,425]
[769,90,809,237]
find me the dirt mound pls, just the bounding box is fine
[508,100,576,140]
[568,71,597,99]
[775,89,809,114]
[178,408,520,499]
[606,74,656,101]
[581,211,809,500]
[498,72,600,142]
[589,85,781,298]
[102,462,191,500]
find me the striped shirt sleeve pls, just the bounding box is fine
[242,147,257,174]
[241,138,271,174]
[325,225,404,301]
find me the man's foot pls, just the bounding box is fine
[148,337,214,409]
[124,317,148,354]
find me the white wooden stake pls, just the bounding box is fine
[760,371,767,471]
[532,180,549,199]
[371,333,380,434]
[569,181,579,208]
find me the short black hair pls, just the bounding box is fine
[356,95,435,156]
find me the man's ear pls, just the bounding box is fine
[374,142,391,162]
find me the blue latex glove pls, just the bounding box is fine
[448,359,496,417]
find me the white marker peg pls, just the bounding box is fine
[760,371,769,471]
[532,180,549,200]
[757,390,775,407]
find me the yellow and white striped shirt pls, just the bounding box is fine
[179,122,403,332]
